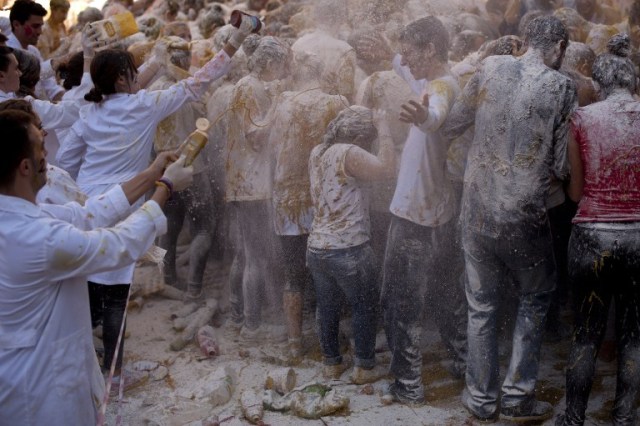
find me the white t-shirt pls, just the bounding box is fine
[390,57,460,227]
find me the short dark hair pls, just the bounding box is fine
[0,110,35,187]
[58,51,84,90]
[399,16,449,62]
[0,33,8,44]
[0,46,15,73]
[9,0,47,31]
[0,98,37,117]
[525,16,569,52]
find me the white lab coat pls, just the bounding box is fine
[0,89,81,131]
[0,187,166,426]
[56,49,231,285]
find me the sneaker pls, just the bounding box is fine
[501,399,553,422]
[239,325,268,343]
[461,397,498,423]
[351,365,387,385]
[323,356,352,380]
[288,338,303,359]
[381,382,425,406]
[108,369,149,397]
[267,324,288,344]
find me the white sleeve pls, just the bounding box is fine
[139,50,233,124]
[43,200,167,281]
[40,184,132,230]
[418,79,458,133]
[30,98,80,130]
[56,125,86,179]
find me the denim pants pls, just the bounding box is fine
[562,223,640,426]
[307,243,378,368]
[88,282,129,371]
[462,228,555,418]
[381,216,467,402]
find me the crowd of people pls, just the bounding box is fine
[0,0,639,424]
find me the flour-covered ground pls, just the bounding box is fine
[104,260,623,426]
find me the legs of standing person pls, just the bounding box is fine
[89,282,130,372]
[611,235,640,426]
[237,200,280,332]
[462,232,504,419]
[500,233,556,411]
[281,234,310,356]
[425,219,468,378]
[159,192,186,288]
[561,225,640,426]
[227,202,245,328]
[307,248,344,366]
[381,216,431,403]
[308,244,378,368]
[184,173,214,300]
[546,199,576,341]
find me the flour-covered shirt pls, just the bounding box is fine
[308,143,370,250]
[389,55,460,227]
[271,89,346,235]
[443,54,578,238]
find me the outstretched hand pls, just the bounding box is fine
[399,94,429,126]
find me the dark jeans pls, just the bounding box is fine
[89,282,129,372]
[160,173,214,295]
[381,216,467,402]
[562,223,640,426]
[307,243,378,368]
[547,199,577,329]
[462,228,555,418]
[280,235,311,294]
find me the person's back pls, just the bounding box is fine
[572,92,640,223]
[461,53,576,237]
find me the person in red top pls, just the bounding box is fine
[556,39,640,426]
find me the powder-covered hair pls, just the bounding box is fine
[592,53,637,96]
[526,15,569,51]
[321,106,378,152]
[247,36,290,74]
[399,16,449,62]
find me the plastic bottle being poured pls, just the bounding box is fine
[182,118,211,167]
[229,10,262,33]
[88,12,139,50]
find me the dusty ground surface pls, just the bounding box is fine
[102,259,626,426]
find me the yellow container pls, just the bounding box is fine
[89,12,139,49]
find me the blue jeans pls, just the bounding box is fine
[562,223,640,426]
[381,216,467,402]
[307,243,378,368]
[462,229,555,418]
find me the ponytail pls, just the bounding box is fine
[84,86,104,103]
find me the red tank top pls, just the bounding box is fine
[571,94,640,223]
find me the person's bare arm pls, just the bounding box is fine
[504,0,521,26]
[345,115,395,181]
[567,132,584,202]
[120,152,176,205]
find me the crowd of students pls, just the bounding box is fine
[0,0,639,424]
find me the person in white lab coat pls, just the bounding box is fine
[55,17,255,380]
[0,108,193,426]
